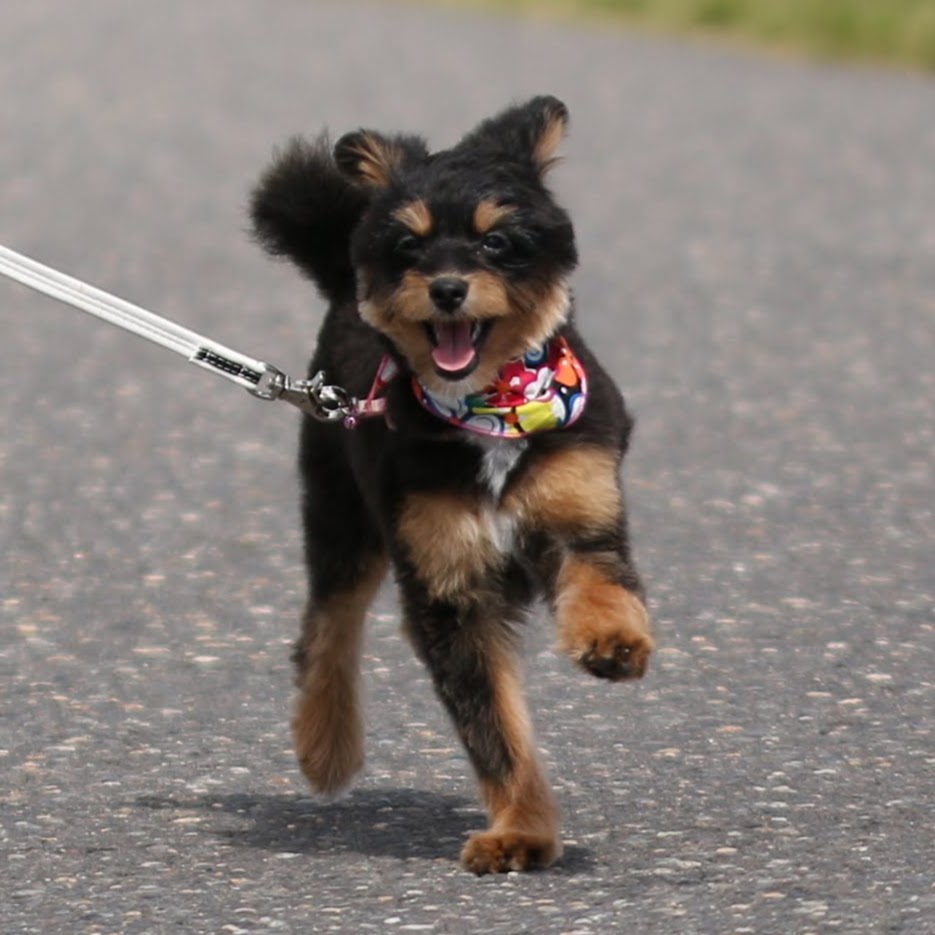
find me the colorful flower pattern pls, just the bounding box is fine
[412,337,588,438]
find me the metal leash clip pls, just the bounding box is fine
[250,365,357,423]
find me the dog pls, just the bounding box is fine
[249,96,653,874]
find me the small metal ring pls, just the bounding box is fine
[310,384,353,421]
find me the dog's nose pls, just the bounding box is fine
[429,277,468,312]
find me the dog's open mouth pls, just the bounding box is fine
[425,319,492,379]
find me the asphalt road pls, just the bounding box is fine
[1,1,933,932]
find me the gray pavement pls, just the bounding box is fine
[1,1,933,932]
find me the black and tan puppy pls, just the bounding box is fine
[250,96,652,874]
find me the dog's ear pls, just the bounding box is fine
[460,95,569,177]
[334,131,428,187]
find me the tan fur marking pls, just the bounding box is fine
[473,199,516,235]
[532,110,567,174]
[481,279,570,374]
[347,132,405,187]
[462,642,561,873]
[554,556,653,679]
[505,446,621,533]
[380,269,434,322]
[293,556,387,795]
[464,270,511,317]
[369,269,513,328]
[393,199,433,237]
[398,493,500,600]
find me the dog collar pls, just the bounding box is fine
[411,336,587,438]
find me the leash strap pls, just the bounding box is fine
[0,244,358,423]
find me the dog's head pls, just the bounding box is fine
[336,96,578,399]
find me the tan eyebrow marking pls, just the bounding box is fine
[392,199,433,237]
[473,200,516,235]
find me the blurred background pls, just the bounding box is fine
[425,0,935,70]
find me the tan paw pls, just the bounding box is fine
[292,685,363,797]
[461,829,562,875]
[557,563,653,681]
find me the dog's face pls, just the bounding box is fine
[336,97,578,399]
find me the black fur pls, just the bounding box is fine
[250,136,367,303]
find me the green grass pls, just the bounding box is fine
[423,0,935,70]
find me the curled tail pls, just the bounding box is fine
[250,135,367,305]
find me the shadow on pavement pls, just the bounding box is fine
[134,787,594,870]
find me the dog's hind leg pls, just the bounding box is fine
[293,427,387,796]
[292,554,386,796]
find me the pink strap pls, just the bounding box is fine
[343,355,398,428]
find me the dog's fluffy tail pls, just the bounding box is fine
[250,135,367,305]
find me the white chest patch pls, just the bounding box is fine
[476,437,528,501]
[469,438,527,556]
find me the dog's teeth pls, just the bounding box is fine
[471,322,481,342]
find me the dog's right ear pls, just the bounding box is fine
[334,131,428,188]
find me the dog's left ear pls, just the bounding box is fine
[334,130,428,188]
[461,95,569,177]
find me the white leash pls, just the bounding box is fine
[0,244,356,422]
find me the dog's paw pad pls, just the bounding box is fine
[579,633,652,680]
[461,830,561,875]
[560,585,653,681]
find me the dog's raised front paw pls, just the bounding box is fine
[557,566,653,680]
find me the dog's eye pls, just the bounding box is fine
[395,234,422,258]
[481,231,511,257]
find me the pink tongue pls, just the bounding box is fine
[431,320,476,372]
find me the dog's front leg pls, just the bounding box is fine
[553,552,653,679]
[405,606,561,874]
[395,491,561,874]
[507,445,653,680]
